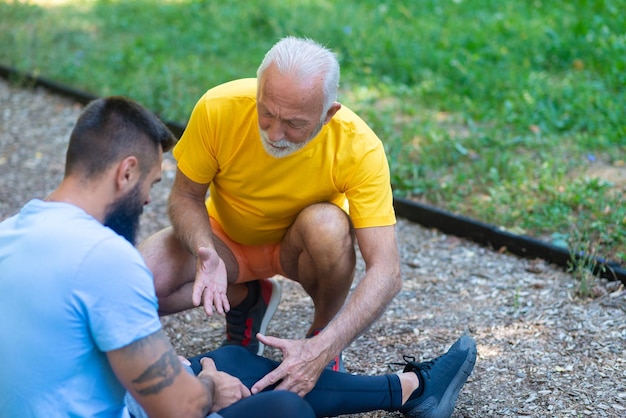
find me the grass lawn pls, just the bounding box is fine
[1,0,624,271]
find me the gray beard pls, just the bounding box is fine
[259,123,322,158]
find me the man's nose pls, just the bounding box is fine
[266,122,285,142]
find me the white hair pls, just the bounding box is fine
[257,36,340,114]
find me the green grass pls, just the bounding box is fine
[1,0,625,266]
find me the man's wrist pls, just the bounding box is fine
[309,326,345,363]
[197,373,216,399]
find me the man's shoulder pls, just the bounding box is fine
[3,200,105,242]
[329,104,380,142]
[203,78,257,101]
[29,201,138,262]
[333,103,367,124]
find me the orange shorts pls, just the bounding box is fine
[210,218,286,283]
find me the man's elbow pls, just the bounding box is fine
[389,269,402,296]
[380,263,401,298]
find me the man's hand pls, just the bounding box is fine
[250,333,330,397]
[198,357,251,412]
[191,247,230,316]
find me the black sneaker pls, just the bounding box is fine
[222,278,281,356]
[398,335,477,418]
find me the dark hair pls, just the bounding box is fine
[64,96,176,179]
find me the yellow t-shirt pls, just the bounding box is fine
[174,78,395,245]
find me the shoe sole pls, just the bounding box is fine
[256,278,282,356]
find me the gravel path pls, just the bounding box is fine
[2,78,625,417]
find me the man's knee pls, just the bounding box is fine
[137,227,175,262]
[138,227,194,293]
[297,203,354,243]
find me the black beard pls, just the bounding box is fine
[103,183,144,245]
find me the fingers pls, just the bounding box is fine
[191,279,209,311]
[252,364,314,397]
[202,289,229,316]
[199,358,252,411]
[201,290,215,316]
[275,376,313,398]
[251,365,285,394]
[218,292,230,314]
[253,335,322,396]
[239,383,252,398]
[251,334,287,394]
[193,247,231,316]
[200,357,217,371]
[256,333,282,350]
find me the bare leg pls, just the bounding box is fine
[280,203,356,335]
[138,226,241,315]
[226,283,249,308]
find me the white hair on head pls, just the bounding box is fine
[257,36,340,115]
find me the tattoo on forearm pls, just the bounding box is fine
[132,350,182,396]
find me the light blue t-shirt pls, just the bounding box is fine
[0,200,162,417]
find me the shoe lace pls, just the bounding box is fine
[390,354,440,379]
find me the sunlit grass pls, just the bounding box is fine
[1,0,624,264]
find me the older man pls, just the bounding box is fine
[139,36,402,396]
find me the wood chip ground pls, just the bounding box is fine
[2,79,625,417]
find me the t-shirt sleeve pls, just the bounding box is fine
[74,237,162,352]
[345,141,396,229]
[173,98,219,184]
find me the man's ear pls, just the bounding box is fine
[115,156,140,192]
[323,102,342,125]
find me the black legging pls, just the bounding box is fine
[215,390,315,418]
[188,345,403,418]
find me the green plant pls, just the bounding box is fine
[566,233,605,298]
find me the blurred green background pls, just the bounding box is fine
[1,0,624,268]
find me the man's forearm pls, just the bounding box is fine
[323,225,402,355]
[323,267,401,357]
[168,193,214,256]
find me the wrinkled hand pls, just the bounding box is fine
[191,247,230,316]
[251,334,329,397]
[199,357,251,412]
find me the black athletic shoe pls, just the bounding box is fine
[222,278,281,356]
[399,335,477,418]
